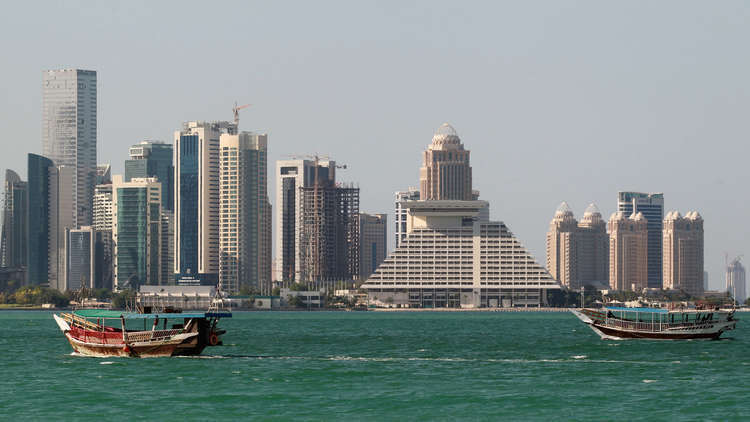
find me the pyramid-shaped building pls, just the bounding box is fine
[361,124,559,307]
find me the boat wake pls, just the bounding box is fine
[184,355,682,366]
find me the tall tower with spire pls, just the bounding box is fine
[419,123,472,200]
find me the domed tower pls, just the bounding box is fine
[546,202,578,288]
[608,211,648,291]
[577,203,608,287]
[419,123,473,200]
[663,210,704,296]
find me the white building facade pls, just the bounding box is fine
[394,187,420,248]
[726,258,746,305]
[362,201,559,308]
[219,132,271,294]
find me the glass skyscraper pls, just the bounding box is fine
[112,176,162,289]
[1,170,27,269]
[176,133,199,278]
[174,121,232,286]
[42,69,97,228]
[124,141,173,211]
[617,192,664,288]
[26,154,54,285]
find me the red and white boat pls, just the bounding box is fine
[53,309,231,358]
[571,306,737,340]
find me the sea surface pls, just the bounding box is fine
[1,310,748,421]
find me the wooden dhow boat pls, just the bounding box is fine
[53,309,231,358]
[571,306,737,340]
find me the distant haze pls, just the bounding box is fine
[1,1,748,290]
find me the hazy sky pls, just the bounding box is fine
[1,1,748,290]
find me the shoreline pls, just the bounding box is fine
[370,307,572,312]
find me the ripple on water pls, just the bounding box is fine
[2,310,748,420]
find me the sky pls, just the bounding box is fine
[1,1,748,290]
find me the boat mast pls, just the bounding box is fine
[580,286,584,308]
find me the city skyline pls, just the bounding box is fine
[1,2,749,290]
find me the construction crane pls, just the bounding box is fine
[232,102,251,128]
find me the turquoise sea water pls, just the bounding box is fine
[1,310,748,421]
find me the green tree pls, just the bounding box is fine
[287,295,304,308]
[111,290,135,309]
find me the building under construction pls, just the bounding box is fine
[298,181,360,286]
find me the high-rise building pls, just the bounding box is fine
[174,121,235,285]
[419,123,472,201]
[160,211,174,286]
[608,211,648,292]
[546,202,578,288]
[125,141,174,211]
[112,176,162,290]
[275,159,336,282]
[93,183,113,289]
[298,183,360,284]
[662,211,704,296]
[726,257,746,305]
[394,187,419,247]
[65,226,95,291]
[704,271,709,291]
[617,192,664,288]
[42,69,97,228]
[1,170,27,269]
[359,213,387,280]
[577,204,609,287]
[218,131,271,294]
[48,165,76,291]
[545,203,608,290]
[362,201,559,307]
[26,154,55,285]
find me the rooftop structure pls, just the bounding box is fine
[419,123,472,201]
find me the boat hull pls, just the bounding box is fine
[64,333,180,358]
[589,321,735,340]
[571,309,737,340]
[55,314,199,358]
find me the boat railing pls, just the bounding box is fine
[605,318,719,332]
[61,312,101,331]
[126,329,185,343]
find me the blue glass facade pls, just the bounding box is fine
[178,134,199,276]
[26,154,54,285]
[124,142,174,211]
[617,192,664,288]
